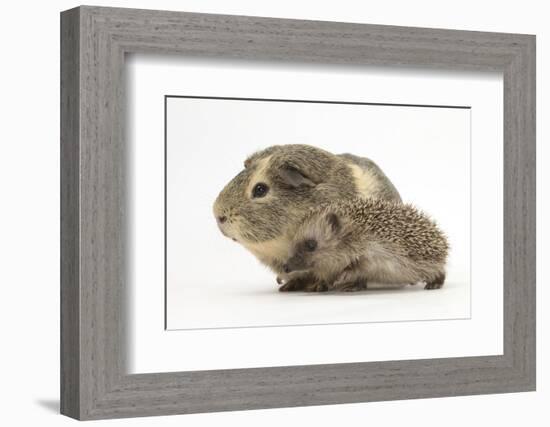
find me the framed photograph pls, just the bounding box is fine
[60,6,536,420]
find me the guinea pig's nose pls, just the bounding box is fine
[283,264,291,274]
[218,215,227,224]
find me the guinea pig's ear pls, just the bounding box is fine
[244,153,259,168]
[245,146,282,169]
[279,164,316,188]
[326,213,341,233]
[244,152,260,168]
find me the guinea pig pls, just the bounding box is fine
[213,144,401,286]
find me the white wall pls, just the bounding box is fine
[0,0,546,425]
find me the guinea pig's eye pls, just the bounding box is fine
[304,239,317,252]
[252,183,269,198]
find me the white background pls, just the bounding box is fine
[0,1,547,426]
[166,96,472,329]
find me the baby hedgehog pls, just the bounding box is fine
[281,198,449,292]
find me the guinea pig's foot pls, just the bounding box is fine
[303,282,329,293]
[424,273,445,290]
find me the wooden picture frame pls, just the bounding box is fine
[60,5,536,420]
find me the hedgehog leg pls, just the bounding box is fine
[336,279,368,292]
[425,272,445,290]
[279,274,315,292]
[334,270,357,287]
[333,269,368,292]
[303,281,329,292]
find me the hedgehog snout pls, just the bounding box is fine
[284,254,309,273]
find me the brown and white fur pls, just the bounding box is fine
[281,198,449,292]
[213,145,401,287]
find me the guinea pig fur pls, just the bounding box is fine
[213,144,402,280]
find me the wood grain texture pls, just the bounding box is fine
[60,7,80,419]
[60,5,536,420]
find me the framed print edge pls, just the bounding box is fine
[60,7,81,419]
[60,5,536,420]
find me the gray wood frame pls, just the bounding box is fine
[60,5,536,421]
